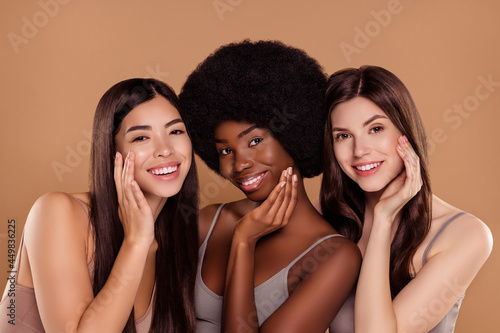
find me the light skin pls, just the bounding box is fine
[6,96,192,332]
[328,96,493,333]
[200,120,361,333]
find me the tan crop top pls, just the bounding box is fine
[0,195,153,332]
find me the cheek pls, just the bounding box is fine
[218,157,232,179]
[394,154,405,174]
[333,144,351,173]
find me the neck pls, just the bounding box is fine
[277,175,318,227]
[363,189,384,215]
[145,195,168,221]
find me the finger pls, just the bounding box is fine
[123,151,139,208]
[114,152,124,202]
[259,170,287,212]
[280,167,288,182]
[268,167,293,219]
[122,150,130,188]
[282,174,298,223]
[130,180,150,213]
[274,169,296,225]
[397,136,421,195]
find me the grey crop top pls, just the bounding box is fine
[195,203,344,332]
[329,212,467,333]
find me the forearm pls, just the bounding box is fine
[75,240,150,332]
[355,217,396,333]
[222,239,259,333]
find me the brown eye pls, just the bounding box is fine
[249,138,264,147]
[220,148,232,156]
[370,126,384,134]
[334,133,350,141]
[132,136,148,142]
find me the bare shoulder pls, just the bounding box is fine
[304,234,361,276]
[431,196,493,260]
[324,235,361,263]
[24,192,90,245]
[450,213,493,257]
[198,203,224,245]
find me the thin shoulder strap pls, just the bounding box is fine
[201,203,226,247]
[422,212,467,265]
[68,194,90,218]
[14,195,91,275]
[285,234,344,270]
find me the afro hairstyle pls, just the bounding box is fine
[179,40,327,178]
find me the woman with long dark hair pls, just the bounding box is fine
[0,78,198,332]
[320,66,493,332]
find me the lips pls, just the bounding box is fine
[236,171,267,193]
[352,161,382,177]
[147,163,181,180]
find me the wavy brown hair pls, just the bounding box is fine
[320,66,432,297]
[89,78,198,332]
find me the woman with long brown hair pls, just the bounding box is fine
[320,66,492,332]
[0,78,198,332]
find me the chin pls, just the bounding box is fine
[241,189,266,203]
[355,180,387,193]
[145,183,184,200]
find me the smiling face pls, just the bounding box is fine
[330,96,404,193]
[214,120,295,202]
[114,96,192,203]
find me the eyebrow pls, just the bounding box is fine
[215,125,258,143]
[331,115,388,132]
[238,125,257,138]
[362,115,388,127]
[125,118,184,133]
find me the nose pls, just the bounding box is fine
[353,137,371,157]
[233,150,253,174]
[154,136,174,158]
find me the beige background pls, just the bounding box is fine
[1,0,498,331]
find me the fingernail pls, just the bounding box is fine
[397,145,403,151]
[287,167,292,176]
[115,152,119,160]
[403,135,408,143]
[293,174,298,182]
[280,181,286,188]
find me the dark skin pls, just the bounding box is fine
[198,120,362,332]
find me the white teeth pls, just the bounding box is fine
[355,162,381,171]
[149,165,178,175]
[241,173,264,186]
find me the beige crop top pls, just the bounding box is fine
[0,195,153,332]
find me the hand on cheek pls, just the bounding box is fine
[375,136,423,222]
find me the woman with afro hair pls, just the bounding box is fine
[179,40,361,333]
